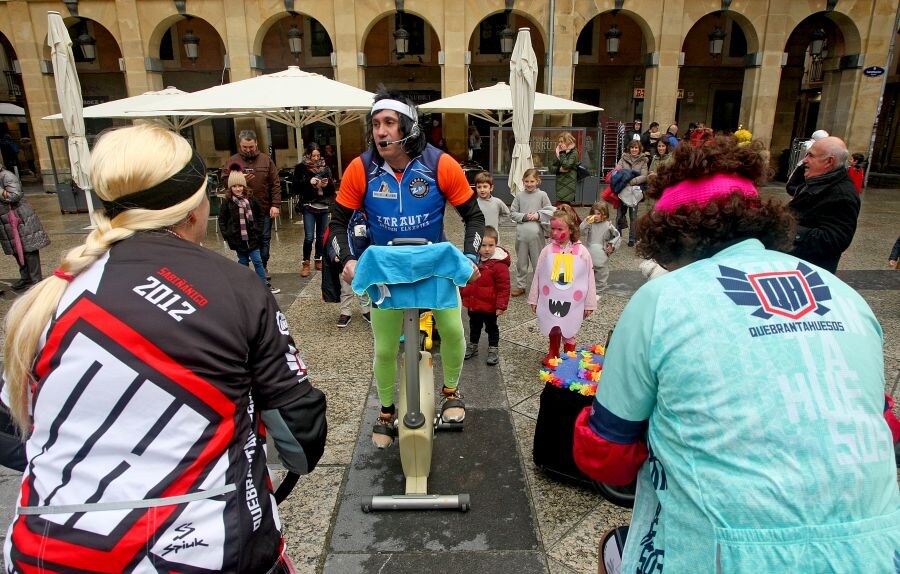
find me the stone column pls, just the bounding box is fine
[843,0,899,154]
[441,6,469,159]
[219,0,263,147]
[116,0,162,95]
[332,3,365,166]
[645,52,680,128]
[7,1,64,182]
[645,0,683,127]
[739,53,784,148]
[549,10,576,100]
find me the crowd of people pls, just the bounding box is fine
[0,88,896,572]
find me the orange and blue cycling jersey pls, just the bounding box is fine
[336,145,473,247]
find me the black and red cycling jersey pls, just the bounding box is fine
[2,231,326,573]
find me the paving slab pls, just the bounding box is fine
[327,339,542,568]
[323,550,547,573]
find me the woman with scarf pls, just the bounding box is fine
[293,142,335,277]
[0,161,49,292]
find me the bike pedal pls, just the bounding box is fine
[434,418,465,431]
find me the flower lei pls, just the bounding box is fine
[539,344,605,397]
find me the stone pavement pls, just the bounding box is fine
[0,183,897,573]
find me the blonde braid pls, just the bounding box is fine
[2,124,204,436]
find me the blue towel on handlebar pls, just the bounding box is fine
[352,242,473,310]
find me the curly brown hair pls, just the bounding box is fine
[636,136,794,267]
[647,136,771,200]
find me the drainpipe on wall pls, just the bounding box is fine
[546,0,555,95]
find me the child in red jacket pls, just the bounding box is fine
[848,152,865,194]
[460,226,511,366]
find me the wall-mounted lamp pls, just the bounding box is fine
[393,0,409,58]
[500,24,515,57]
[606,1,624,61]
[287,24,303,59]
[500,0,515,58]
[76,25,97,62]
[708,26,726,58]
[809,28,826,59]
[394,20,409,57]
[182,28,199,63]
[605,24,621,58]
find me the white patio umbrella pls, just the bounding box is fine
[508,29,538,196]
[47,10,94,221]
[418,82,602,126]
[0,103,27,123]
[130,66,375,174]
[43,86,223,131]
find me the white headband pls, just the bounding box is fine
[371,99,416,120]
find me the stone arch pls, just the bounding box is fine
[252,8,335,57]
[255,12,335,73]
[772,9,863,148]
[40,16,123,63]
[145,15,186,60]
[360,8,443,92]
[781,9,861,56]
[359,8,443,55]
[466,9,546,87]
[570,9,656,126]
[677,11,753,132]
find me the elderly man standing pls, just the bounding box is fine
[222,129,282,293]
[787,135,860,274]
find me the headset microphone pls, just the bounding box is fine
[378,134,414,148]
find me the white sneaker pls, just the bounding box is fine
[268,283,281,294]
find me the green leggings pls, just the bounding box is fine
[370,305,465,408]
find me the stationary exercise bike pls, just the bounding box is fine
[356,238,471,512]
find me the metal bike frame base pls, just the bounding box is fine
[363,493,470,512]
[363,305,469,512]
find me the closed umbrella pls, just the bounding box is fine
[47,10,94,222]
[508,28,538,196]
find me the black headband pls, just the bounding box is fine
[101,152,207,219]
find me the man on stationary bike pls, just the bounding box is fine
[329,89,484,449]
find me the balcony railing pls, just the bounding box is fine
[3,70,23,103]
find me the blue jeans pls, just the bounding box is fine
[237,248,267,285]
[303,209,329,261]
[260,216,273,268]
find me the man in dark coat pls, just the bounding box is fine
[220,129,281,281]
[640,121,660,153]
[624,119,642,147]
[787,136,860,274]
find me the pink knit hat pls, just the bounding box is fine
[654,173,758,213]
